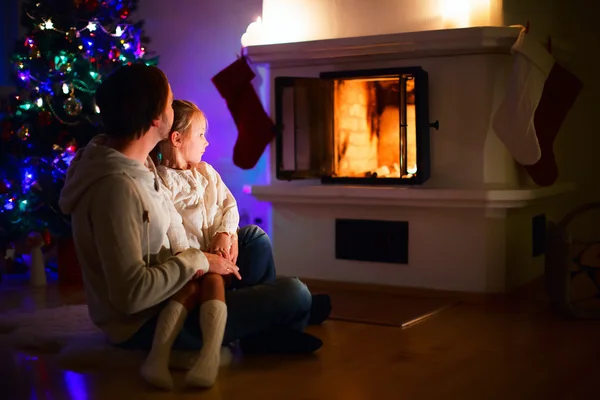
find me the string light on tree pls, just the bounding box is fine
[0,0,159,247]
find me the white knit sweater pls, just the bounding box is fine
[157,162,240,253]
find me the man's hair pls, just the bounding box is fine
[95,64,170,141]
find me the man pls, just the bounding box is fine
[58,64,328,363]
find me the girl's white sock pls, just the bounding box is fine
[140,301,187,390]
[185,300,227,388]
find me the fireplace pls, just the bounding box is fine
[248,27,573,293]
[275,67,436,185]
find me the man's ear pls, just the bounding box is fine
[171,131,183,147]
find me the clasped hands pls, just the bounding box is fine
[209,232,238,264]
[200,232,241,281]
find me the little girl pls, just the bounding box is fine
[140,100,240,390]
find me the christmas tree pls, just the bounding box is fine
[0,0,158,248]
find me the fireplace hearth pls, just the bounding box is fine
[275,67,436,185]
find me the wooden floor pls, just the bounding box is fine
[1,276,600,400]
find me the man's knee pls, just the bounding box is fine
[238,224,269,245]
[273,277,311,313]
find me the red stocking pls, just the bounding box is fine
[525,63,583,186]
[212,57,276,170]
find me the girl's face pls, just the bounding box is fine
[181,114,209,164]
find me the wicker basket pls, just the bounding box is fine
[546,202,600,318]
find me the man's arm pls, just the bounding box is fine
[91,176,206,315]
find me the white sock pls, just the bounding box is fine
[492,27,554,166]
[140,301,187,390]
[185,300,227,388]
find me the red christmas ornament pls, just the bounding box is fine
[120,7,129,19]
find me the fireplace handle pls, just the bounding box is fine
[429,120,440,130]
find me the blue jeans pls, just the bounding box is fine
[118,225,311,350]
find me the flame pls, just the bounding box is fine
[240,16,263,48]
[332,78,417,179]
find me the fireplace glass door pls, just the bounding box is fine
[275,67,430,185]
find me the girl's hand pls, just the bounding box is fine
[229,238,239,264]
[209,233,231,260]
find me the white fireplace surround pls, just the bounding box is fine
[247,27,573,293]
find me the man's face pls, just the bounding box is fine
[159,85,174,140]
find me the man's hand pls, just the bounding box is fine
[209,233,231,260]
[204,252,242,280]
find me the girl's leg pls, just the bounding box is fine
[185,273,227,388]
[140,280,202,390]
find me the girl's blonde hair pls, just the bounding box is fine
[153,99,208,167]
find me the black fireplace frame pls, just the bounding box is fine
[274,66,432,185]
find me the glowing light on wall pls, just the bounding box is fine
[242,0,503,46]
[441,0,471,28]
[441,0,500,29]
[261,0,316,45]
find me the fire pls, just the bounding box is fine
[241,17,263,47]
[332,77,417,179]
